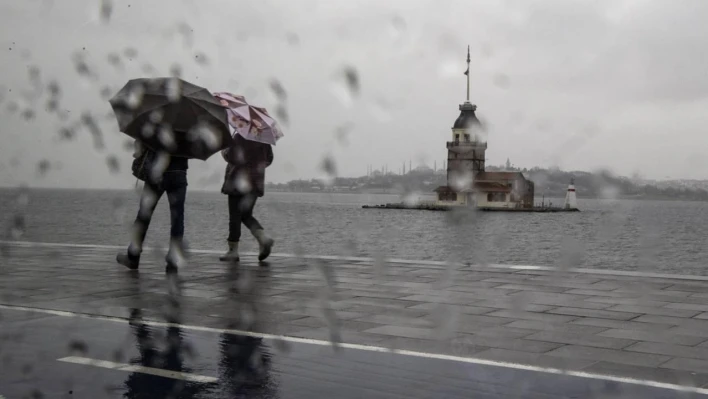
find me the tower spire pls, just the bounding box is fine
[464,45,471,102]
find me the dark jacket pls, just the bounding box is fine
[221,135,273,197]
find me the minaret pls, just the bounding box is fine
[564,178,578,210]
[446,45,487,191]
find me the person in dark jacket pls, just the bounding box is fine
[117,140,189,272]
[219,134,274,262]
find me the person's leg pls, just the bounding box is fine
[165,184,187,269]
[241,195,274,261]
[239,194,262,232]
[118,181,164,269]
[220,194,242,261]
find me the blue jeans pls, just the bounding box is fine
[129,171,187,255]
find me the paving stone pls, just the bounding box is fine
[545,345,671,367]
[404,303,496,315]
[545,307,640,321]
[667,327,708,339]
[661,358,708,375]
[492,284,568,293]
[584,297,670,307]
[633,315,708,329]
[598,328,706,346]
[665,284,708,293]
[664,303,708,312]
[626,342,708,360]
[337,289,411,300]
[525,331,636,349]
[397,294,482,306]
[605,304,700,318]
[453,335,563,353]
[466,300,554,313]
[582,361,708,387]
[469,326,538,340]
[355,314,433,328]
[564,289,638,298]
[364,325,436,340]
[484,310,578,324]
[504,320,609,335]
[507,293,610,310]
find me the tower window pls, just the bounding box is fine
[464,134,470,142]
[454,134,459,142]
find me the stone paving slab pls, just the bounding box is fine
[4,241,708,387]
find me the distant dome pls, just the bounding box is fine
[453,102,480,129]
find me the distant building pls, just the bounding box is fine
[435,46,534,209]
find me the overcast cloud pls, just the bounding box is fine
[1,0,708,189]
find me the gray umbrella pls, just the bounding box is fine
[109,78,233,160]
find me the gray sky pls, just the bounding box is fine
[2,0,708,189]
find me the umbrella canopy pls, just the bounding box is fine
[110,78,233,160]
[213,92,284,146]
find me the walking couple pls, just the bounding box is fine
[116,133,274,272]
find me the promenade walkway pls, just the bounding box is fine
[3,240,708,396]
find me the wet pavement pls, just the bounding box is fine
[3,241,708,397]
[1,307,705,398]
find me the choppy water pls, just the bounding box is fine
[1,188,707,275]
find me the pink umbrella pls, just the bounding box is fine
[213,92,284,146]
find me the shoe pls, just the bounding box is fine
[252,229,274,261]
[117,252,140,270]
[219,241,240,262]
[165,238,187,272]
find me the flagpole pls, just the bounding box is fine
[466,45,470,102]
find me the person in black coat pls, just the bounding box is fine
[116,140,189,272]
[218,134,274,262]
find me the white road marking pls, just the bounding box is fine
[2,303,708,395]
[3,239,708,281]
[57,356,217,383]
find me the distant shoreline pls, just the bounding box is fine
[0,186,706,203]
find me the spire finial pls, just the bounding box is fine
[464,45,471,102]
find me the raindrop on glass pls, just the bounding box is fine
[194,52,209,66]
[141,122,155,139]
[286,32,300,46]
[269,79,287,101]
[169,64,182,78]
[67,340,88,355]
[107,53,122,68]
[21,108,35,121]
[36,160,50,176]
[149,109,164,124]
[235,172,252,194]
[123,47,138,58]
[100,0,113,23]
[106,155,120,173]
[80,112,105,149]
[166,78,182,102]
[157,125,177,151]
[274,104,289,126]
[125,84,145,109]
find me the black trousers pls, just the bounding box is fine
[129,171,187,255]
[227,194,263,242]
